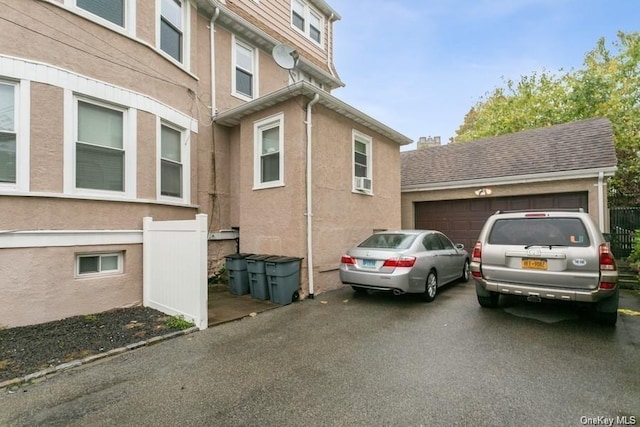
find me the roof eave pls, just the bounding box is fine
[214,82,412,146]
[401,166,618,192]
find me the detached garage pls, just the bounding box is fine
[401,118,618,251]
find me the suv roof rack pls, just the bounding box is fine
[494,208,585,214]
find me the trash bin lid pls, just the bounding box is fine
[265,256,303,264]
[225,252,253,259]
[246,254,273,261]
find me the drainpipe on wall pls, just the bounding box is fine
[306,93,320,298]
[209,7,220,115]
[598,171,605,232]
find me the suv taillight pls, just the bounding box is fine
[598,244,617,289]
[471,242,482,278]
[599,244,616,271]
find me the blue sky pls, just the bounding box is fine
[329,0,640,149]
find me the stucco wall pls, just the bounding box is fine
[0,244,142,328]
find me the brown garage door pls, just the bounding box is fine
[414,192,588,251]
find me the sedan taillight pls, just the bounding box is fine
[383,256,416,268]
[341,255,356,265]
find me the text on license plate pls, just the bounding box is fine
[522,258,548,270]
[361,259,376,268]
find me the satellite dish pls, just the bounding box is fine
[272,44,299,70]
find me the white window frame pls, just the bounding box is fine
[65,93,137,199]
[290,0,324,47]
[232,36,258,101]
[254,113,284,190]
[0,78,30,193]
[76,252,124,277]
[352,130,373,194]
[157,119,190,203]
[156,0,190,68]
[66,0,136,37]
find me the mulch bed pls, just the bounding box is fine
[0,306,187,383]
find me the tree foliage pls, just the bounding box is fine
[454,31,640,206]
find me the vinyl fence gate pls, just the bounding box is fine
[143,214,208,330]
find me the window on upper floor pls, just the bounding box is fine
[75,99,127,192]
[76,0,125,27]
[160,0,185,63]
[0,82,17,185]
[159,121,188,201]
[353,130,372,194]
[291,0,323,46]
[234,38,257,100]
[254,114,284,189]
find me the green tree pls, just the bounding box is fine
[454,31,640,206]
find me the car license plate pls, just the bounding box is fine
[361,259,376,268]
[522,258,547,270]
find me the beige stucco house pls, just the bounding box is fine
[0,0,410,328]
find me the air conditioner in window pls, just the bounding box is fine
[355,177,372,191]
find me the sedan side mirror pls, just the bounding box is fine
[455,243,465,250]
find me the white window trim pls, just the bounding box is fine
[64,92,137,199]
[253,113,284,190]
[0,78,30,193]
[157,118,190,204]
[352,130,373,195]
[290,0,324,48]
[156,0,191,69]
[232,36,258,101]
[76,251,124,278]
[64,0,136,37]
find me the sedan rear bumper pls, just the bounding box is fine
[339,266,423,293]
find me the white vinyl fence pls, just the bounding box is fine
[143,214,208,330]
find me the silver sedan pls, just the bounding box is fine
[339,230,470,302]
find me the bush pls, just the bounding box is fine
[208,264,228,285]
[627,229,640,273]
[165,315,194,330]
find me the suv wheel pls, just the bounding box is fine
[596,311,617,326]
[423,272,437,302]
[477,292,499,308]
[595,290,619,326]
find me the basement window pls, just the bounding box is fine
[76,252,123,277]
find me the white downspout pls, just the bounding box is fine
[306,93,320,298]
[598,171,605,232]
[210,7,220,115]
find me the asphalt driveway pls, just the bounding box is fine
[2,281,639,426]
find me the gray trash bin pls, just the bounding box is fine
[246,254,273,301]
[225,253,253,295]
[265,256,302,305]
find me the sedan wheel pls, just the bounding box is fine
[423,272,437,303]
[460,259,470,282]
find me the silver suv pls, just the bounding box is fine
[470,209,619,325]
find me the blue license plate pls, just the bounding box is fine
[362,259,376,268]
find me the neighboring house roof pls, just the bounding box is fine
[214,81,413,146]
[401,117,618,191]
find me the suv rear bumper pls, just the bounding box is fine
[473,277,617,303]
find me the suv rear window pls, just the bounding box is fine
[488,218,590,247]
[358,233,417,249]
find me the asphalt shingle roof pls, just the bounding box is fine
[401,117,617,188]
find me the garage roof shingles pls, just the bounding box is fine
[401,117,617,188]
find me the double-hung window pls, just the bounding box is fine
[160,0,184,63]
[353,131,372,193]
[254,114,284,189]
[159,122,184,199]
[76,100,125,192]
[234,38,256,99]
[0,82,17,185]
[76,0,125,27]
[291,0,323,46]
